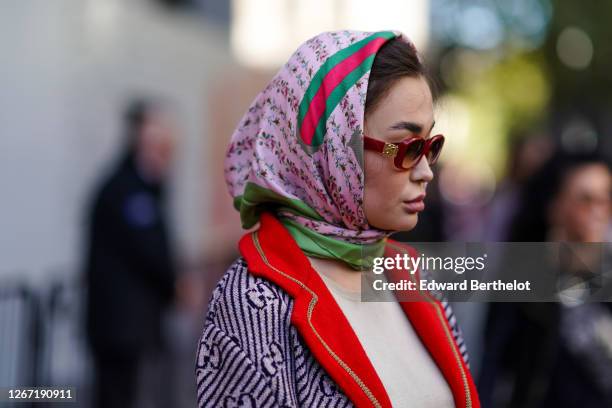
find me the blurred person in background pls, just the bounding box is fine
[484,133,554,243]
[196,30,479,407]
[479,150,612,407]
[84,99,178,408]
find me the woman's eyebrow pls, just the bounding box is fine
[388,120,436,134]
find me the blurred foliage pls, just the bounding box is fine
[545,1,612,107]
[430,0,611,178]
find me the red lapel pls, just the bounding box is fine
[239,212,392,408]
[384,241,480,408]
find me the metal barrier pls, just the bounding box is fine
[0,280,43,407]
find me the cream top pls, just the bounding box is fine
[317,271,456,408]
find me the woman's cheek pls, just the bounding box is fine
[364,153,385,192]
[365,155,403,206]
[364,153,386,225]
[384,170,407,203]
[364,151,384,181]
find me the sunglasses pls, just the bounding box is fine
[363,134,445,170]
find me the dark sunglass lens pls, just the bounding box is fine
[402,139,425,168]
[427,138,444,164]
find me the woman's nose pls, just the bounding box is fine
[410,155,434,183]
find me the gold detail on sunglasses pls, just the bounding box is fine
[382,143,398,158]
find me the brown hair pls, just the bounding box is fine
[365,38,436,116]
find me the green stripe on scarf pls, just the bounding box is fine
[233,182,385,270]
[297,31,396,133]
[280,217,386,270]
[233,182,324,229]
[310,53,377,147]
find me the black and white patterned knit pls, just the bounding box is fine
[195,258,469,407]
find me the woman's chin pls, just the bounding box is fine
[372,213,418,232]
[396,213,419,231]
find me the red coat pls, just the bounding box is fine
[238,212,481,408]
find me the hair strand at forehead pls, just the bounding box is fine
[365,37,435,116]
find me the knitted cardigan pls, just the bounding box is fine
[195,213,480,407]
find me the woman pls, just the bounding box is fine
[480,151,612,408]
[196,30,479,407]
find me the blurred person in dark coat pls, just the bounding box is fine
[479,151,612,408]
[84,99,178,408]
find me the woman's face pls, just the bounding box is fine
[363,75,435,231]
[550,163,612,242]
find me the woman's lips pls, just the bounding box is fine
[402,194,426,213]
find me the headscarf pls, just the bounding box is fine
[225,30,417,269]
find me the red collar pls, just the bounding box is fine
[239,212,480,408]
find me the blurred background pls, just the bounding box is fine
[1,0,611,407]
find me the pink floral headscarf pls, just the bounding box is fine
[225,30,418,265]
